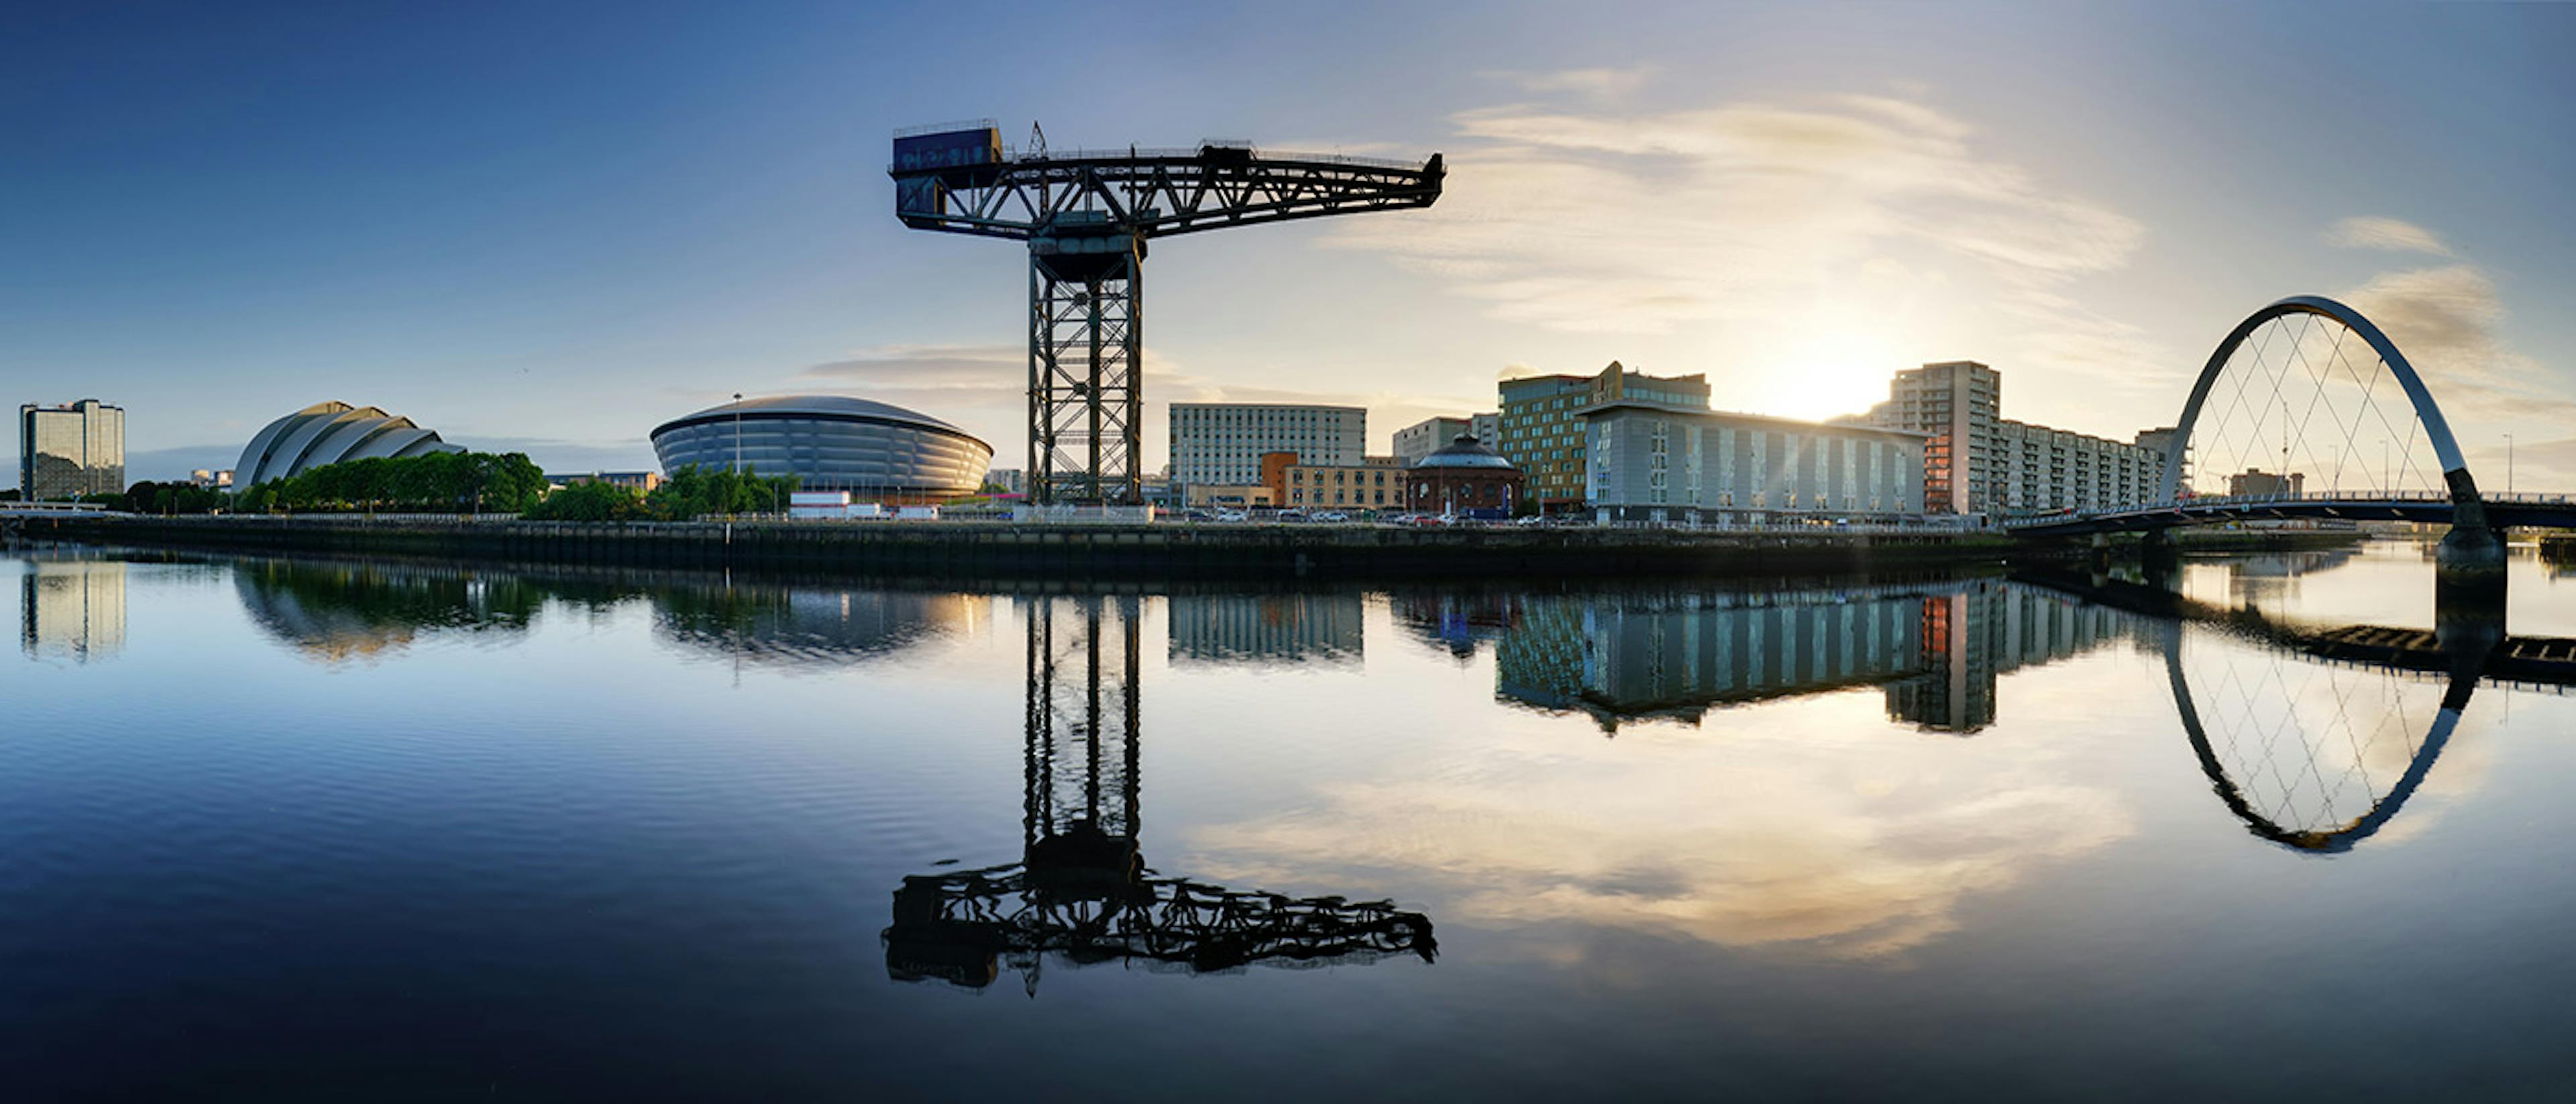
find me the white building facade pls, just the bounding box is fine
[1392,414,1501,465]
[1169,403,1364,488]
[1582,402,1927,524]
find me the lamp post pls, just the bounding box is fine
[2506,432,2514,495]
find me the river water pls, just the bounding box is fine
[5,543,2572,1100]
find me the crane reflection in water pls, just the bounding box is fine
[882,594,1436,994]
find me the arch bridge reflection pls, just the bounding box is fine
[2031,567,2576,853]
[883,594,1435,993]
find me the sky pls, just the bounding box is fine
[6,1,2573,487]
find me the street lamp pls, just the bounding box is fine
[2506,432,2514,495]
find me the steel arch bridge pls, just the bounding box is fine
[2005,295,2571,539]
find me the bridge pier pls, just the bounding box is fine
[2435,522,2508,648]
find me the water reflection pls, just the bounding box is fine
[197,552,2572,871]
[228,557,982,670]
[1166,593,1363,666]
[2212,547,2362,605]
[653,586,987,671]
[1485,580,2151,734]
[885,596,1436,993]
[19,555,126,664]
[233,559,546,663]
[2165,618,2466,853]
[1389,592,1513,661]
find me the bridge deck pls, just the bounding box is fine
[2005,492,2576,537]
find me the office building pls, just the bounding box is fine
[18,399,124,500]
[1169,403,1364,488]
[1392,414,1500,465]
[2226,468,2306,498]
[650,395,991,500]
[1582,403,1926,523]
[1499,362,1709,509]
[235,402,464,487]
[187,469,234,490]
[1863,362,2164,516]
[1279,454,1406,510]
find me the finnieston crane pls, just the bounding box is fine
[889,122,1446,504]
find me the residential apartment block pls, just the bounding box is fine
[1863,362,2164,516]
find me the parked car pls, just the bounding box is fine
[1215,510,1251,522]
[1314,511,1350,522]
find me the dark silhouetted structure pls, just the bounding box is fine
[890,123,1443,504]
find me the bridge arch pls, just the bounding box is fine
[2156,296,2483,514]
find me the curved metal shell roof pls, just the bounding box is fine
[235,402,465,486]
[649,394,983,445]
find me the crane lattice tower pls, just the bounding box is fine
[890,122,1444,504]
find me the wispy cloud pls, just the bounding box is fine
[1327,91,2157,391]
[2339,264,2570,418]
[1191,705,2133,959]
[2328,216,2453,257]
[1497,65,1657,102]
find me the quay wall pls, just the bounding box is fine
[13,516,2025,579]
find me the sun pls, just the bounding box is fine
[1746,303,1910,421]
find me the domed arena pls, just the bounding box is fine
[649,395,993,500]
[235,402,466,486]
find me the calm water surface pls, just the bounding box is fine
[5,542,2574,1100]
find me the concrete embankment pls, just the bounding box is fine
[16,515,2023,579]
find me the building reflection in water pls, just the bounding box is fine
[885,594,1436,994]
[1165,592,1363,666]
[1390,591,1513,662]
[1477,580,2149,734]
[231,557,981,671]
[653,586,986,671]
[19,557,127,664]
[233,559,547,663]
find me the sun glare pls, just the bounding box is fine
[1746,308,1908,421]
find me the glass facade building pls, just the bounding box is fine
[17,399,123,501]
[1499,362,1709,509]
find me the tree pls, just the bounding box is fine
[643,464,798,520]
[525,480,650,522]
[236,449,553,514]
